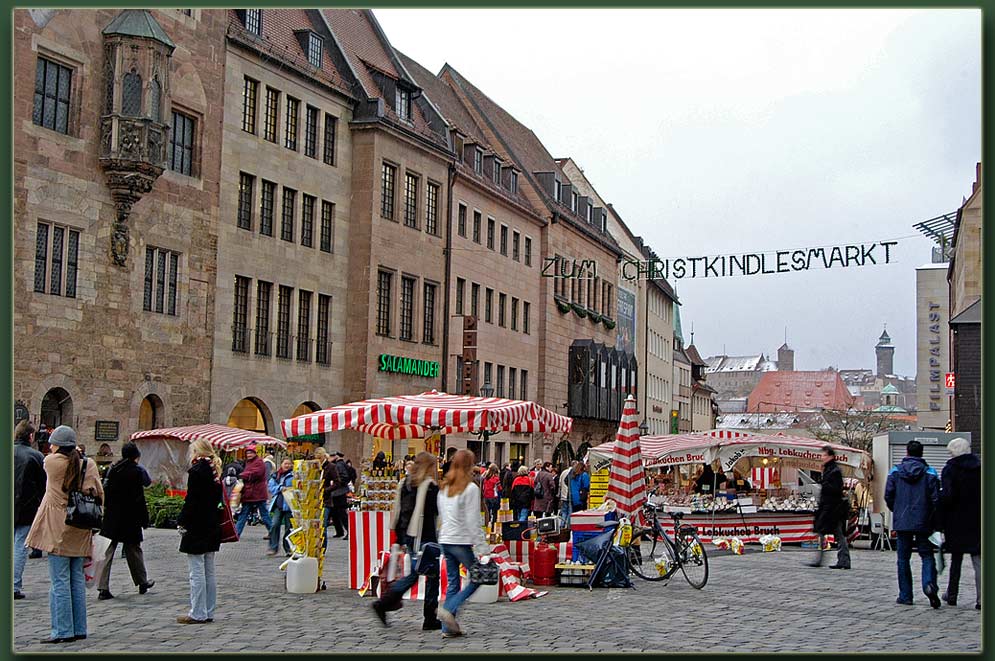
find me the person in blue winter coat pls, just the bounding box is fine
[885,440,941,608]
[569,462,591,512]
[266,459,294,556]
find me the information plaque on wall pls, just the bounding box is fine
[94,420,120,442]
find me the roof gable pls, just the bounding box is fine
[746,371,855,413]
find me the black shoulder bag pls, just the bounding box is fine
[66,457,104,530]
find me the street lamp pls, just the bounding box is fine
[478,379,497,463]
[639,420,650,437]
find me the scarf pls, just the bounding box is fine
[390,476,437,550]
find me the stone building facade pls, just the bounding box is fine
[915,261,950,430]
[13,9,226,456]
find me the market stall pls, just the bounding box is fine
[587,430,870,544]
[131,424,287,488]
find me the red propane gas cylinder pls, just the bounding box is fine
[533,542,558,586]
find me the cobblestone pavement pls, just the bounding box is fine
[12,528,981,653]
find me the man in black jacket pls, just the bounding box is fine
[809,446,850,569]
[329,453,351,540]
[14,420,45,599]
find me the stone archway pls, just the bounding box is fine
[138,394,164,431]
[227,397,273,435]
[40,387,74,430]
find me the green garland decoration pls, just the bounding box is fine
[602,317,616,330]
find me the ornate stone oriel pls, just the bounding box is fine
[99,10,175,266]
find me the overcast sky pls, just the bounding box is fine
[377,8,981,376]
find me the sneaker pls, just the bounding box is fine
[40,637,74,644]
[14,591,25,600]
[97,590,114,600]
[139,580,155,595]
[73,634,87,640]
[266,549,278,556]
[176,616,209,625]
[436,607,460,634]
[944,593,957,606]
[422,621,443,631]
[925,583,941,609]
[371,601,388,626]
[896,598,913,606]
[442,631,464,639]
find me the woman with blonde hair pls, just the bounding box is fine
[436,449,488,638]
[176,439,223,624]
[371,452,442,630]
[26,426,103,644]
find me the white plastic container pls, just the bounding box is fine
[465,580,499,603]
[285,556,318,594]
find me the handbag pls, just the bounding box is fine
[66,458,103,530]
[219,494,239,543]
[469,557,499,585]
[414,542,441,575]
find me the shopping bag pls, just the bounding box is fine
[929,531,945,575]
[229,480,244,509]
[219,498,239,544]
[84,534,112,589]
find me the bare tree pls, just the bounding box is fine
[808,408,907,452]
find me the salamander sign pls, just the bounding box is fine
[378,354,440,378]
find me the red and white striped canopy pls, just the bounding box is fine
[603,395,647,518]
[131,424,288,451]
[281,390,572,441]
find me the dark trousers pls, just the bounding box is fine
[378,535,440,626]
[813,518,851,568]
[96,541,148,591]
[947,552,981,605]
[484,498,500,528]
[330,495,348,537]
[896,531,937,603]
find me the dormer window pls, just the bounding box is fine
[307,32,323,68]
[554,179,562,201]
[586,205,593,223]
[244,9,261,35]
[511,171,518,194]
[493,160,501,183]
[473,148,483,175]
[395,88,411,121]
[571,191,578,213]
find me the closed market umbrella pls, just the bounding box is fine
[131,423,288,451]
[603,395,647,519]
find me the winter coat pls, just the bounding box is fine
[177,458,223,555]
[531,470,557,513]
[391,477,439,545]
[510,476,534,512]
[885,456,940,533]
[482,474,501,499]
[569,470,590,508]
[99,459,150,544]
[26,453,104,557]
[321,460,335,507]
[437,482,487,551]
[940,453,981,554]
[14,439,46,527]
[268,469,294,513]
[501,468,515,499]
[813,460,848,534]
[328,460,351,498]
[345,462,358,486]
[239,456,269,503]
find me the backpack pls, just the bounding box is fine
[533,473,545,499]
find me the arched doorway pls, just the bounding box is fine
[138,394,164,431]
[552,439,574,470]
[40,387,73,430]
[227,397,269,434]
[291,401,320,418]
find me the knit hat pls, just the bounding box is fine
[49,425,78,447]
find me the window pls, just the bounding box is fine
[457,203,467,238]
[180,9,193,17]
[320,200,334,253]
[395,88,411,121]
[455,278,465,315]
[555,179,562,201]
[323,114,337,165]
[486,218,495,250]
[509,368,517,401]
[281,187,296,242]
[472,211,481,243]
[423,282,436,344]
[237,172,254,230]
[493,160,501,183]
[524,237,532,266]
[496,365,505,398]
[403,172,418,228]
[376,270,392,336]
[307,32,323,68]
[400,276,415,341]
[523,301,530,334]
[498,293,506,327]
[512,231,520,261]
[34,222,79,298]
[484,362,493,390]
[276,285,292,359]
[471,283,479,319]
[301,194,315,248]
[121,69,142,116]
[304,106,318,158]
[263,87,279,142]
[316,293,331,365]
[511,297,518,331]
[143,246,179,315]
[571,191,578,213]
[381,163,396,220]
[255,280,271,356]
[297,290,312,362]
[241,77,258,134]
[244,8,261,34]
[33,57,72,135]
[150,77,162,122]
[520,370,528,400]
[426,182,439,235]
[511,171,518,194]
[232,276,250,353]
[499,225,508,256]
[587,205,593,223]
[169,110,196,176]
[259,180,275,236]
[284,97,299,150]
[484,288,493,323]
[473,149,483,175]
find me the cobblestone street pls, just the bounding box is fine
[12,528,982,654]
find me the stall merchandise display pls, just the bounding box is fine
[281,459,325,590]
[587,468,610,508]
[358,466,403,512]
[758,495,817,512]
[649,492,818,513]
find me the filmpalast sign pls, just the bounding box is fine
[378,354,440,378]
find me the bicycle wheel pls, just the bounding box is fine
[675,526,709,589]
[627,529,679,581]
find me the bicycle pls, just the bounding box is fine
[625,501,709,589]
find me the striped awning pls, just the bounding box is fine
[281,390,572,441]
[603,395,647,518]
[131,424,288,451]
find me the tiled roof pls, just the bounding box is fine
[746,371,855,413]
[705,355,766,373]
[684,344,709,367]
[227,9,352,95]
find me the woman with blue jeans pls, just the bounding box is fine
[26,425,104,644]
[267,458,295,556]
[436,449,489,638]
[176,440,224,624]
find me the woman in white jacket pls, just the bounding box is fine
[436,449,488,638]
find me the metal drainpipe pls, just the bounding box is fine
[441,162,456,394]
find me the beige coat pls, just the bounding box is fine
[26,453,104,557]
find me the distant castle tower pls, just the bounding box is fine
[777,343,794,371]
[876,326,894,378]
